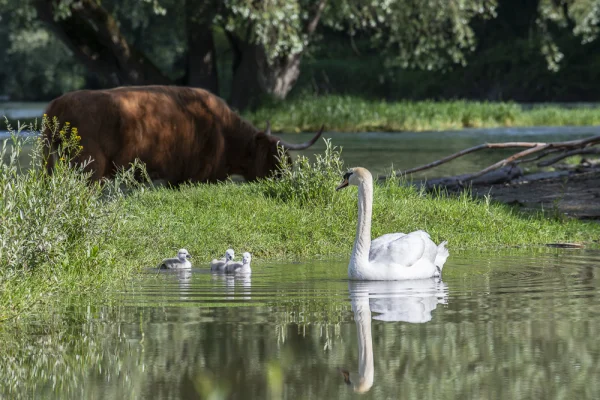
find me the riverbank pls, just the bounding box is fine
[4,97,600,134]
[2,135,600,321]
[243,97,600,133]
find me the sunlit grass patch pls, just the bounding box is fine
[244,96,600,132]
[112,140,600,270]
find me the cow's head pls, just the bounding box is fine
[244,122,324,181]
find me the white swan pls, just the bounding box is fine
[336,167,449,280]
[224,252,252,274]
[340,279,449,393]
[158,248,192,269]
[210,248,235,272]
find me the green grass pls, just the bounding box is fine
[112,173,600,268]
[1,127,599,321]
[5,97,600,135]
[243,96,600,133]
[109,141,600,268]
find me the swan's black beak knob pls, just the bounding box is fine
[336,179,349,191]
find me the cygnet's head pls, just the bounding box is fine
[225,248,235,261]
[178,249,191,261]
[335,167,372,191]
[242,252,252,265]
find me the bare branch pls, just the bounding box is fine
[460,145,550,181]
[306,0,327,36]
[516,148,564,164]
[538,148,600,166]
[379,134,600,182]
[35,0,171,85]
[378,141,550,180]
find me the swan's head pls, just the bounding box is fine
[177,249,191,261]
[242,252,252,265]
[336,167,372,191]
[225,249,235,261]
[339,368,373,393]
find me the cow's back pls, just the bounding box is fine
[44,86,233,183]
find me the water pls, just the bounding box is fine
[3,125,600,179]
[4,249,600,399]
[282,126,600,178]
[0,102,46,120]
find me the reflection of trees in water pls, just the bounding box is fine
[2,258,600,399]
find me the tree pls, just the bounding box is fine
[536,0,600,71]
[5,0,499,108]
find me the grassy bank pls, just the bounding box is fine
[4,97,600,135]
[108,142,600,268]
[243,96,600,133]
[114,176,600,268]
[2,128,600,321]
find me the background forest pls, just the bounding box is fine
[2,0,600,110]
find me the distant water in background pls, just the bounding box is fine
[0,102,46,120]
[2,125,600,178]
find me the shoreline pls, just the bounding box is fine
[2,97,600,134]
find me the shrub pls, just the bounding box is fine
[0,116,139,297]
[255,138,345,206]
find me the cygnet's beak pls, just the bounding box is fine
[335,178,349,191]
[186,254,192,260]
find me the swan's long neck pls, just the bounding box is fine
[351,179,373,273]
[352,296,374,391]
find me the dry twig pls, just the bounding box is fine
[379,134,600,182]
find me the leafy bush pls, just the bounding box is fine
[0,116,129,278]
[255,138,345,206]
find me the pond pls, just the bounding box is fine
[3,125,600,179]
[4,248,600,399]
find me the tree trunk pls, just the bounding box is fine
[184,1,219,94]
[35,0,171,86]
[229,40,301,111]
[227,0,325,111]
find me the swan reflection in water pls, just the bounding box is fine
[211,273,252,300]
[341,278,449,393]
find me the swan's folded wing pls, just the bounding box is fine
[210,259,226,271]
[369,231,428,267]
[369,233,406,260]
[224,261,242,273]
[159,257,176,269]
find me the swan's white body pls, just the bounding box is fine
[342,279,448,393]
[159,248,192,270]
[337,168,449,281]
[211,249,235,272]
[224,252,252,274]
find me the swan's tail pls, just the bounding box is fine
[434,241,449,276]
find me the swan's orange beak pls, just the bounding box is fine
[336,179,349,191]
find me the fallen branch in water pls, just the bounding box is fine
[537,148,600,166]
[379,134,600,184]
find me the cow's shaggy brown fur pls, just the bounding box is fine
[43,85,323,184]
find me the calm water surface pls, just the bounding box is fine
[3,126,600,178]
[4,249,600,399]
[282,126,600,178]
